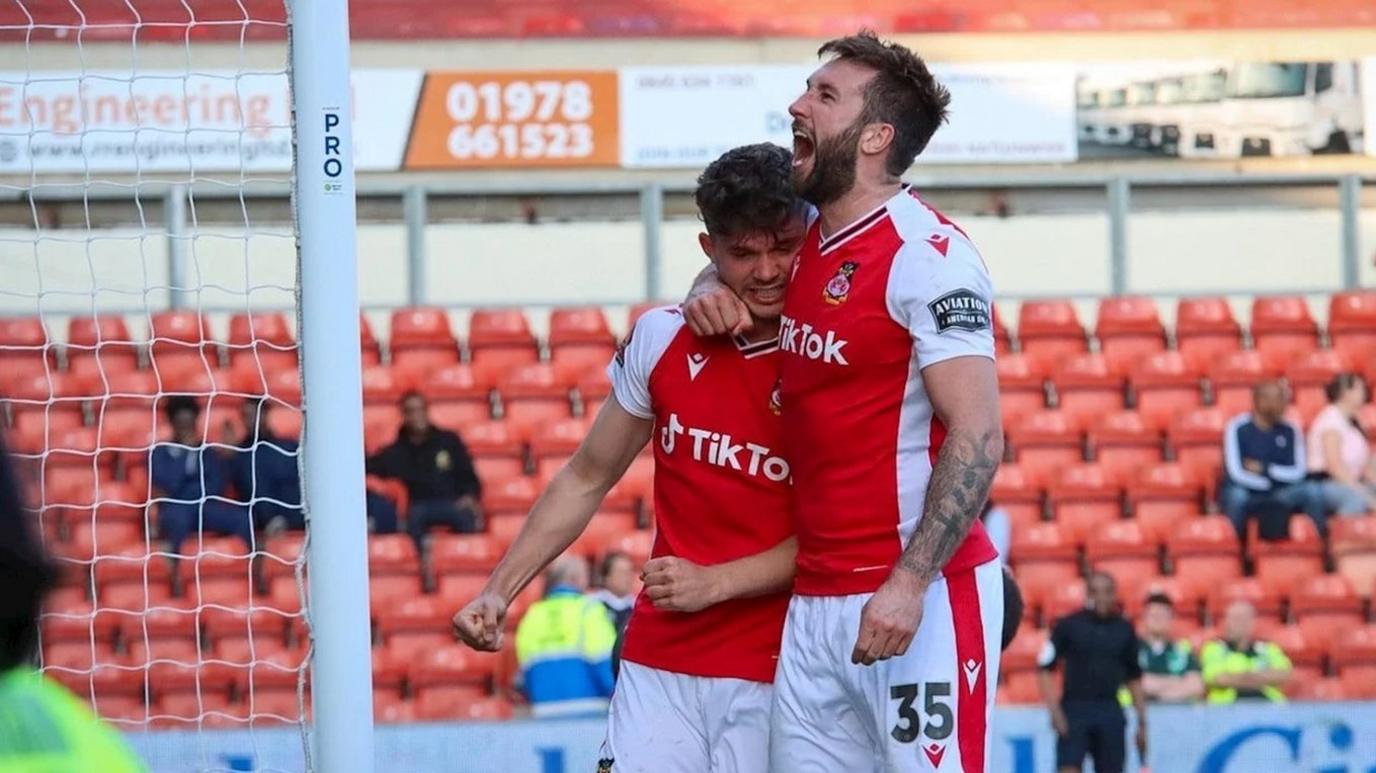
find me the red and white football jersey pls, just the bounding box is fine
[780,187,999,597]
[607,307,792,683]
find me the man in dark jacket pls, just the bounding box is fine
[1219,380,1325,538]
[150,396,253,552]
[230,398,304,535]
[366,391,482,549]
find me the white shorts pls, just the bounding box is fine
[770,560,1004,773]
[600,660,772,773]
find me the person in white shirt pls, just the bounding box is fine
[1307,373,1376,515]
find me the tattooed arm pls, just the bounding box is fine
[850,355,1002,665]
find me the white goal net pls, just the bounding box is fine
[0,1,334,770]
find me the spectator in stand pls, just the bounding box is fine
[0,434,147,772]
[1199,600,1291,704]
[150,396,253,553]
[366,391,481,550]
[232,398,400,535]
[514,556,618,717]
[228,398,303,536]
[1130,593,1204,703]
[1308,373,1376,516]
[1219,380,1325,538]
[591,551,637,678]
[1037,572,1146,773]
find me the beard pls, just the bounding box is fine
[794,119,862,206]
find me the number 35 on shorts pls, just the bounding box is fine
[889,681,953,744]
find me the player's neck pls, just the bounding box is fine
[817,179,903,241]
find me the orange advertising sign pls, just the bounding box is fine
[404,71,620,169]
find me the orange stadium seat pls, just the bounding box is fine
[148,311,216,373]
[1339,666,1376,700]
[3,371,84,424]
[1331,626,1376,672]
[577,367,612,418]
[421,364,495,426]
[415,690,510,722]
[999,671,1043,705]
[409,644,500,688]
[375,595,452,638]
[995,353,1048,430]
[1002,625,1047,675]
[1291,574,1364,654]
[467,309,540,374]
[1250,296,1319,364]
[58,521,142,563]
[1207,350,1278,418]
[362,364,414,407]
[1331,516,1376,599]
[373,693,417,725]
[1010,522,1080,616]
[1328,290,1376,363]
[92,543,174,590]
[0,315,55,372]
[430,533,502,575]
[1175,298,1243,370]
[371,574,425,609]
[42,589,119,645]
[389,307,460,375]
[433,573,487,606]
[484,475,539,520]
[201,604,293,647]
[1051,353,1126,425]
[1017,300,1087,366]
[1207,578,1283,624]
[1095,296,1166,375]
[1292,677,1348,702]
[1166,516,1241,601]
[498,363,573,431]
[1007,410,1084,481]
[1042,580,1089,624]
[1130,351,1204,431]
[66,315,139,377]
[368,534,421,577]
[359,313,382,367]
[1085,519,1158,580]
[461,419,526,482]
[1126,463,1203,545]
[261,533,306,580]
[1167,407,1228,489]
[1286,350,1353,425]
[1048,463,1123,545]
[548,307,617,373]
[627,302,672,331]
[609,530,654,568]
[1088,411,1162,483]
[89,369,161,426]
[529,417,592,471]
[226,312,296,371]
[989,462,1045,532]
[219,639,306,694]
[8,410,80,455]
[1254,622,1321,690]
[1249,517,1325,600]
[569,512,639,559]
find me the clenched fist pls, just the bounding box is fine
[682,280,752,338]
[851,571,927,666]
[452,591,508,652]
[641,556,723,613]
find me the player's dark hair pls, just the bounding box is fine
[163,394,201,422]
[695,143,805,240]
[0,433,58,671]
[1144,592,1174,610]
[818,30,951,176]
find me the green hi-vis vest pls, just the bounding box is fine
[0,668,146,773]
[1198,639,1292,704]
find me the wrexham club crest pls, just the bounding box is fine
[823,261,858,305]
[768,377,782,415]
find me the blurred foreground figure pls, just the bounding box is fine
[0,435,146,771]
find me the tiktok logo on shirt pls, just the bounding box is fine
[660,412,790,482]
[779,314,849,365]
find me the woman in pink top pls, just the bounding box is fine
[1307,373,1376,515]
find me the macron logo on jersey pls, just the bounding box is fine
[660,412,790,482]
[687,352,709,381]
[779,314,849,365]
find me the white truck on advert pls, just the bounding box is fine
[1215,61,1363,157]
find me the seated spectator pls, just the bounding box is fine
[1220,380,1325,538]
[231,399,400,535]
[1199,600,1291,704]
[591,551,637,677]
[1308,373,1376,516]
[229,398,303,536]
[150,396,252,553]
[514,556,617,717]
[366,391,481,549]
[1131,593,1203,703]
